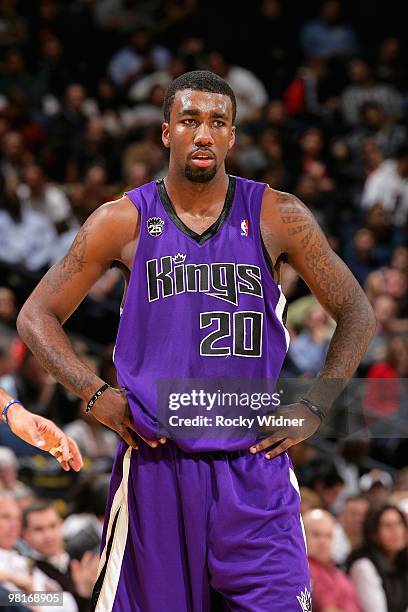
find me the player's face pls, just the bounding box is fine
[162,89,235,183]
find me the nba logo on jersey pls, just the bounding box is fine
[240,218,249,237]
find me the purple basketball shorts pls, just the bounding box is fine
[91,440,311,612]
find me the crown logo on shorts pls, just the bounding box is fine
[296,588,312,612]
[173,253,186,264]
[147,217,164,237]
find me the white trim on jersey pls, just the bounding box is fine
[275,285,290,351]
[94,447,132,612]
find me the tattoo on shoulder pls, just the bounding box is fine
[43,225,89,294]
[277,194,357,309]
[277,193,316,249]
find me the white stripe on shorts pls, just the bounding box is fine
[95,447,131,612]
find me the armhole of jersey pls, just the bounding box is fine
[123,190,142,214]
[260,231,289,325]
[260,233,288,283]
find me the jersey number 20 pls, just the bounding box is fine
[200,311,263,357]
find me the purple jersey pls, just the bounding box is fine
[114,175,289,451]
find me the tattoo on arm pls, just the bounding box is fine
[43,225,88,294]
[23,318,99,398]
[277,195,375,399]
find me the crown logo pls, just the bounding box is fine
[296,588,312,612]
[173,253,186,264]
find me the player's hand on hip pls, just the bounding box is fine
[249,402,321,459]
[6,403,83,471]
[91,386,166,449]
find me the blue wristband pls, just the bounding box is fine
[1,399,23,425]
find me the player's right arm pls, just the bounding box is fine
[16,197,142,449]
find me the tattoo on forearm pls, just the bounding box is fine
[43,225,88,294]
[277,194,375,380]
[23,322,97,396]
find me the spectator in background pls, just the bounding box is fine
[0,344,56,414]
[376,37,406,90]
[347,102,407,161]
[298,127,334,192]
[122,83,165,129]
[365,266,407,318]
[307,461,345,511]
[91,76,124,138]
[288,304,332,376]
[0,347,12,388]
[304,508,363,612]
[64,474,110,561]
[300,0,358,59]
[0,494,79,611]
[38,33,73,102]
[283,57,333,119]
[121,160,152,193]
[363,204,404,267]
[349,505,408,612]
[207,51,268,124]
[91,0,141,35]
[0,173,56,273]
[332,495,369,565]
[80,164,116,216]
[294,171,340,234]
[364,336,408,415]
[361,295,399,367]
[120,124,166,182]
[0,47,47,111]
[361,144,408,228]
[359,470,393,506]
[47,83,90,182]
[107,27,171,90]
[0,0,27,48]
[22,501,98,611]
[0,131,31,182]
[392,246,408,277]
[343,228,378,285]
[299,487,322,515]
[70,117,119,184]
[342,58,402,126]
[0,286,17,334]
[16,163,72,228]
[128,56,187,104]
[359,138,384,178]
[0,447,32,501]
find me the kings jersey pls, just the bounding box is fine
[114,176,289,451]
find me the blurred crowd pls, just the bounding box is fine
[0,0,408,610]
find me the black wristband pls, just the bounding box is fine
[86,384,110,412]
[299,398,325,423]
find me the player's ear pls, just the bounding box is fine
[162,122,170,149]
[228,126,235,150]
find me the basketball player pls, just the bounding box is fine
[0,387,83,471]
[16,71,375,611]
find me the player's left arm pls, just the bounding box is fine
[267,189,376,384]
[252,188,376,457]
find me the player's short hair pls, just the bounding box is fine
[163,70,236,123]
